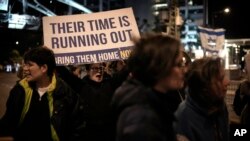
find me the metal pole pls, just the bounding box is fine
[107,0,110,10]
[203,0,208,26]
[99,0,103,11]
[68,6,72,15]
[185,0,188,18]
[22,0,27,14]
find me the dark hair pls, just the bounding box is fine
[187,57,224,108]
[109,60,127,70]
[68,65,78,72]
[85,64,91,71]
[24,46,56,77]
[128,33,181,86]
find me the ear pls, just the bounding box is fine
[40,64,48,74]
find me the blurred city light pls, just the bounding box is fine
[224,8,230,13]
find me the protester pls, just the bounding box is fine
[16,66,25,80]
[233,53,250,125]
[174,57,230,141]
[112,33,186,141]
[110,60,127,74]
[0,47,83,141]
[68,65,83,78]
[56,61,129,141]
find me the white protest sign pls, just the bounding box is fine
[0,0,9,11]
[43,8,140,65]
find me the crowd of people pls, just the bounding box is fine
[0,33,247,141]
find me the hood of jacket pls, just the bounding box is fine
[112,78,150,115]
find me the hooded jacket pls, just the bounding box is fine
[174,96,229,141]
[112,78,176,141]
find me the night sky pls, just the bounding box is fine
[207,0,250,39]
[0,0,250,63]
[3,0,250,39]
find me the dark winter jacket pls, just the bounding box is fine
[80,76,115,141]
[234,81,250,125]
[174,96,229,141]
[0,76,83,141]
[112,78,176,141]
[56,66,129,141]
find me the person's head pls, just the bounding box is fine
[244,53,250,80]
[128,33,186,93]
[23,46,56,82]
[69,65,82,78]
[85,63,104,82]
[116,60,126,72]
[17,66,24,79]
[110,60,126,73]
[187,57,229,108]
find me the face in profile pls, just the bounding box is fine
[88,63,104,82]
[211,67,230,100]
[167,52,186,89]
[157,51,186,91]
[23,61,47,82]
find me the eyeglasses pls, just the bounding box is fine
[90,67,104,72]
[174,61,186,68]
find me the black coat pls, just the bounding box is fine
[235,81,250,125]
[79,76,115,141]
[0,77,83,141]
[112,79,176,141]
[56,66,129,141]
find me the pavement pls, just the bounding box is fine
[226,80,242,124]
[0,72,18,118]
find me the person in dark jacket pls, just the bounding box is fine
[234,53,250,125]
[0,47,83,141]
[80,63,116,141]
[174,58,230,141]
[112,33,186,141]
[56,62,129,141]
[238,81,250,125]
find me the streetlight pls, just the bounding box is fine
[224,8,230,13]
[212,7,230,28]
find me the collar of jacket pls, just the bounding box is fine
[18,74,59,141]
[186,96,225,117]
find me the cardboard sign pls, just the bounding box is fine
[43,8,140,65]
